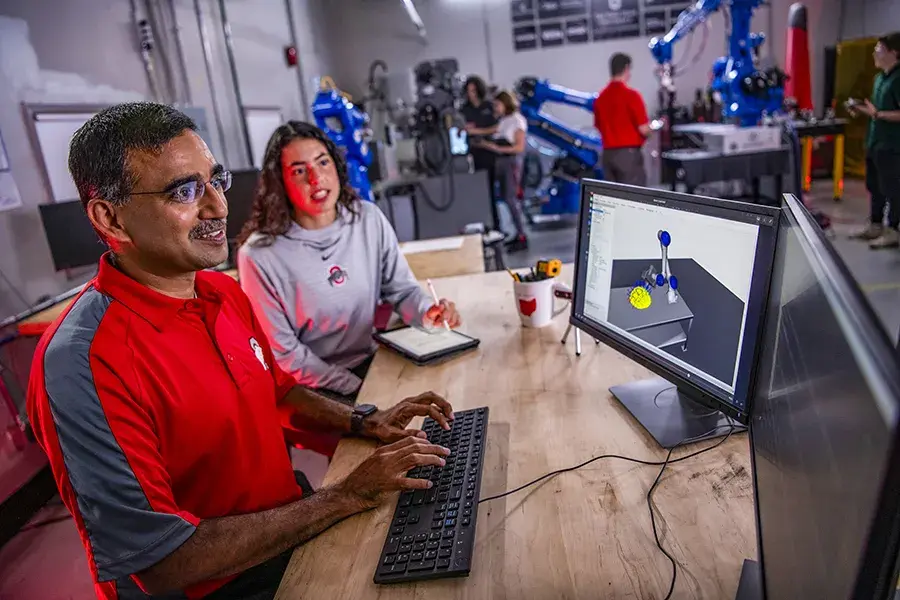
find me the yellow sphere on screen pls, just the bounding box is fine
[629,287,652,310]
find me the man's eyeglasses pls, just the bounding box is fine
[131,170,233,204]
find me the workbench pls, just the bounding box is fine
[275,266,756,599]
[14,235,483,337]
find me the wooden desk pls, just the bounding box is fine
[276,267,755,600]
[16,235,482,337]
[399,234,484,280]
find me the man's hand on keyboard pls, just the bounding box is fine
[337,437,451,510]
[364,392,455,443]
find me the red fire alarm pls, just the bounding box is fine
[284,46,298,67]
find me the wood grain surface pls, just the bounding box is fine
[276,266,755,600]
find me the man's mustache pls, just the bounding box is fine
[189,219,227,239]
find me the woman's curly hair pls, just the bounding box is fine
[236,121,359,248]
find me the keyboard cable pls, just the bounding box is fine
[478,403,737,600]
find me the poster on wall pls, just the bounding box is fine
[565,18,590,44]
[512,0,535,22]
[591,0,640,40]
[514,24,539,51]
[645,9,667,35]
[540,22,565,47]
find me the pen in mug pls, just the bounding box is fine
[426,279,451,330]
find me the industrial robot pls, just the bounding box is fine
[311,82,374,202]
[515,77,603,215]
[649,0,787,127]
[630,230,680,310]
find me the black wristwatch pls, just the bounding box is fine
[351,404,378,435]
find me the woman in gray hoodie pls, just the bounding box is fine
[236,122,461,410]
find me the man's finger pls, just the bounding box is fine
[397,477,433,490]
[407,392,455,421]
[399,403,450,430]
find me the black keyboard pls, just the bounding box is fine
[373,407,489,584]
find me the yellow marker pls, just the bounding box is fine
[629,287,652,310]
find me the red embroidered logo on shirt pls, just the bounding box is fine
[327,265,347,287]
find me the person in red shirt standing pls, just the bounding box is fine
[27,102,454,599]
[593,53,653,186]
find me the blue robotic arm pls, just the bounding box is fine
[649,0,785,126]
[515,77,603,214]
[311,86,374,201]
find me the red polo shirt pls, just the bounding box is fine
[593,81,649,150]
[27,254,302,599]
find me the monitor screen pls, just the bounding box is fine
[751,194,900,600]
[571,181,778,422]
[38,201,105,271]
[226,169,259,241]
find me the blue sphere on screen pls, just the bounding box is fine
[656,274,665,286]
[659,230,672,247]
[670,275,678,290]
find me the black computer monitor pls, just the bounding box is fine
[38,200,105,271]
[570,180,779,447]
[747,193,900,600]
[226,169,259,242]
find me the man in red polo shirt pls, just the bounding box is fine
[594,52,653,186]
[27,103,453,599]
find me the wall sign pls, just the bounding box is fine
[511,0,694,51]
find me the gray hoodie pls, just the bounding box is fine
[237,202,432,394]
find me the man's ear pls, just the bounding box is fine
[86,198,131,249]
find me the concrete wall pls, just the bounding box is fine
[839,0,900,40]
[0,0,330,321]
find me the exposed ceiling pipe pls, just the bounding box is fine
[400,0,428,44]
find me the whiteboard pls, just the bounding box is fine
[245,107,283,169]
[31,112,96,203]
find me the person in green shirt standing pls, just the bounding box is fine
[851,32,900,249]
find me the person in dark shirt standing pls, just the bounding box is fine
[593,53,653,186]
[462,75,501,228]
[851,32,900,250]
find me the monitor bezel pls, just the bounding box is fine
[750,194,900,600]
[569,179,780,425]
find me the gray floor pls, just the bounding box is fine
[502,179,900,344]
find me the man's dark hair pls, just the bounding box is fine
[465,75,488,103]
[68,102,197,209]
[610,53,632,78]
[878,32,900,56]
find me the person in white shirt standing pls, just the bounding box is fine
[473,90,529,253]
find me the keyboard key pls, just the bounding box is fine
[408,560,436,572]
[386,537,401,554]
[437,558,451,569]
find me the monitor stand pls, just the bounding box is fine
[734,559,762,600]
[609,377,744,449]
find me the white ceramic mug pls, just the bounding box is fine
[513,277,572,328]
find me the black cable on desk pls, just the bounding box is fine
[479,394,737,600]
